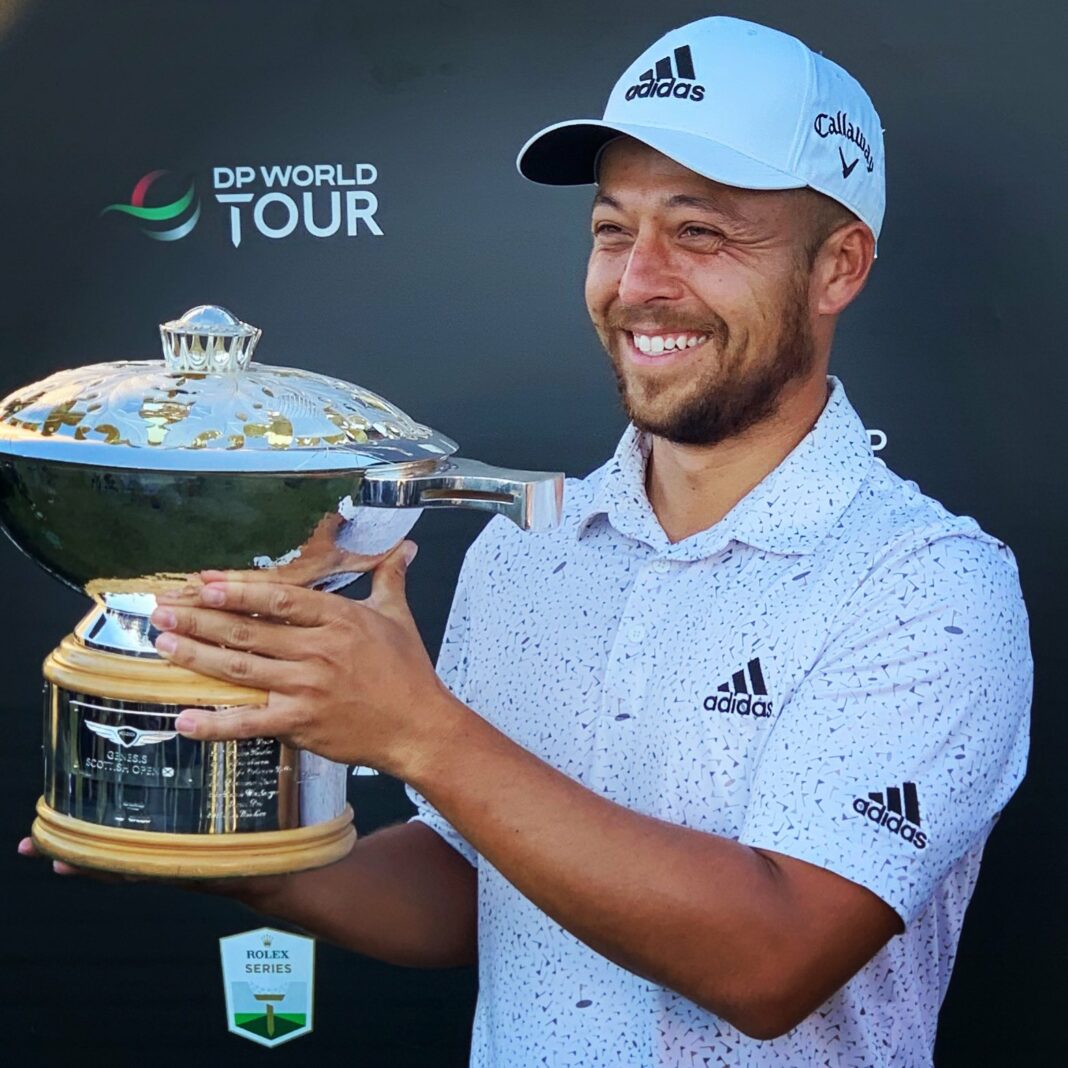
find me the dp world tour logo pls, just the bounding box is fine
[100,169,201,241]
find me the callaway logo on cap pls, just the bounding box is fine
[517,16,886,240]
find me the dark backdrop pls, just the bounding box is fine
[0,1,1062,1064]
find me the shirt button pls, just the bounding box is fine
[625,623,647,643]
[650,559,671,574]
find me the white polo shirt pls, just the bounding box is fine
[407,376,1031,1068]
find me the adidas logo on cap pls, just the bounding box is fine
[624,44,705,102]
[703,657,773,718]
[853,782,928,850]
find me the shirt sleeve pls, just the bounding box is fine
[404,537,482,869]
[738,530,1032,924]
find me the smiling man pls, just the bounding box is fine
[22,16,1032,1068]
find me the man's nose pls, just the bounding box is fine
[617,233,684,305]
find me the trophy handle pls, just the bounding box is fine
[359,458,564,531]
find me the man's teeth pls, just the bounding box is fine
[631,333,709,355]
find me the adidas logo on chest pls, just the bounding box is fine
[703,658,774,718]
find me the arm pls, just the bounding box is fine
[234,819,478,969]
[404,690,900,1039]
[19,818,477,970]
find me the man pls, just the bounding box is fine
[22,16,1031,1066]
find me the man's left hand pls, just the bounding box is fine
[150,540,457,777]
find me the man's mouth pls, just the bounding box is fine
[623,330,710,361]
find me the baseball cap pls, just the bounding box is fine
[517,16,886,239]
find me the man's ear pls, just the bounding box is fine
[813,222,876,316]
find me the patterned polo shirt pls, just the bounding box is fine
[407,376,1031,1067]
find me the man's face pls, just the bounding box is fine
[586,138,821,446]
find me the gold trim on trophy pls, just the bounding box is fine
[44,634,266,705]
[32,797,356,878]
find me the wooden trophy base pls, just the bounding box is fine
[36,629,357,878]
[32,797,357,879]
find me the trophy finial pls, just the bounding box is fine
[159,305,261,373]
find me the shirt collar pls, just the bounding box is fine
[576,376,876,560]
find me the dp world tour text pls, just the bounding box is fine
[212,163,382,247]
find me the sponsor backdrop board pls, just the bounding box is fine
[0,1,1062,1064]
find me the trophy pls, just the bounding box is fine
[0,305,562,877]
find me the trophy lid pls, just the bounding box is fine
[0,306,458,471]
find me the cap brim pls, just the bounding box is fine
[517,119,805,191]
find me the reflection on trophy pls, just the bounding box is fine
[0,305,563,877]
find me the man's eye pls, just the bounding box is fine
[593,222,624,237]
[681,225,722,239]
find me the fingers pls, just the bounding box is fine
[174,704,283,741]
[194,567,296,587]
[18,837,100,878]
[153,631,304,691]
[158,579,334,627]
[365,540,419,622]
[150,604,310,660]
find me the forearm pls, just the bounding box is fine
[231,819,477,969]
[403,693,873,1034]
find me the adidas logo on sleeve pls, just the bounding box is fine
[703,657,773,717]
[853,782,928,850]
[624,44,705,102]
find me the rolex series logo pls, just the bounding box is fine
[220,927,314,1048]
[625,45,705,102]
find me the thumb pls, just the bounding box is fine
[367,540,418,617]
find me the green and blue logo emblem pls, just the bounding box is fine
[100,169,201,241]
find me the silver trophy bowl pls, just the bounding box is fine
[0,306,563,873]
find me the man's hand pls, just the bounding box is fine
[150,540,463,777]
[18,836,101,878]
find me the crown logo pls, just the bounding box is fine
[262,933,273,947]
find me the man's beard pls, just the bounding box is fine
[603,276,816,447]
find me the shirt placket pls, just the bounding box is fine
[592,554,675,799]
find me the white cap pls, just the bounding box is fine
[517,16,885,239]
